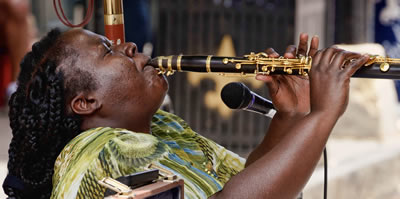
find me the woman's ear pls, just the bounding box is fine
[70,93,101,115]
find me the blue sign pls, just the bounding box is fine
[375,0,400,100]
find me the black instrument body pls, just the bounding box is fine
[148,55,400,79]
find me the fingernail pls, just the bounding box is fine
[284,53,293,57]
[255,75,267,81]
[362,54,370,58]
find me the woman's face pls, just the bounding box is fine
[60,29,168,130]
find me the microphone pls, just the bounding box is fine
[221,82,276,118]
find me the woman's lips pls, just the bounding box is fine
[144,64,155,72]
[144,65,164,77]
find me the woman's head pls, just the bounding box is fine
[4,28,168,198]
[59,29,168,132]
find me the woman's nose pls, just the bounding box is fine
[116,42,137,57]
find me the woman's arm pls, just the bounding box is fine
[210,47,370,199]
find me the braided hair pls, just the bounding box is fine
[3,29,97,199]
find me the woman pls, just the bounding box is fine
[3,28,369,199]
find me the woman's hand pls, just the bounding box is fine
[245,34,319,167]
[309,47,370,118]
[255,33,319,117]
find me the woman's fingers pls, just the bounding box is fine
[298,33,319,57]
[308,36,319,57]
[343,55,370,76]
[284,45,297,58]
[330,51,360,70]
[265,48,280,58]
[297,33,309,56]
[256,75,279,96]
[319,47,343,69]
[312,47,370,79]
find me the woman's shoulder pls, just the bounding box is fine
[59,127,161,161]
[152,110,191,130]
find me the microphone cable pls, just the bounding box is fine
[323,147,328,199]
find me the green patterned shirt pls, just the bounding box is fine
[51,110,245,199]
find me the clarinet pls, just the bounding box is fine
[148,52,400,79]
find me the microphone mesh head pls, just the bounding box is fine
[221,82,250,109]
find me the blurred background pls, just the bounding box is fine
[1,0,400,198]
